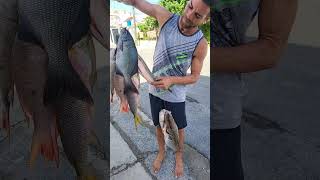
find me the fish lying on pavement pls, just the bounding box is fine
[114,28,143,129]
[17,0,93,105]
[159,109,179,151]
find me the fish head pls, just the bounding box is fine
[117,28,135,51]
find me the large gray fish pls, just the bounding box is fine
[115,28,143,128]
[115,28,139,95]
[17,0,93,105]
[159,109,179,151]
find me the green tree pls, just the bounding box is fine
[160,0,187,15]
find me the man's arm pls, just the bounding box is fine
[152,38,208,89]
[117,0,172,28]
[89,0,109,49]
[212,0,298,73]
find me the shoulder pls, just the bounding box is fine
[158,11,174,29]
[193,38,208,60]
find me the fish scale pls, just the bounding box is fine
[56,95,96,177]
[17,0,93,105]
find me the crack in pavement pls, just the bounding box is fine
[110,151,158,177]
[110,159,139,176]
[111,121,158,180]
[243,109,320,154]
[242,109,290,133]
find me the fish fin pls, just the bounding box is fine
[44,60,93,105]
[134,114,142,130]
[124,78,139,95]
[120,102,129,112]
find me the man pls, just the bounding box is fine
[116,0,209,178]
[212,0,297,179]
[0,0,108,178]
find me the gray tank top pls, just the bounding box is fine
[212,0,260,129]
[149,14,204,102]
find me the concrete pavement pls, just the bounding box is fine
[110,123,152,180]
[241,2,320,179]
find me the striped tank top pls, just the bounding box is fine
[149,14,204,102]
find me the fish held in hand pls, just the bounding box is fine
[115,28,139,95]
[17,0,93,105]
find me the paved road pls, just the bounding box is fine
[242,2,320,179]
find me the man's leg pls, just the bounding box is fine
[149,94,166,173]
[211,125,244,180]
[175,128,185,178]
[153,127,166,173]
[164,101,187,178]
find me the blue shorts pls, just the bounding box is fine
[149,94,187,129]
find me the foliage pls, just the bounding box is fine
[137,0,210,41]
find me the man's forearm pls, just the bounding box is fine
[212,0,297,73]
[212,38,286,73]
[130,0,157,18]
[170,74,199,85]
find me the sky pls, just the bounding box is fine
[110,0,160,14]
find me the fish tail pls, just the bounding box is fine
[124,76,139,95]
[44,49,93,105]
[134,114,142,130]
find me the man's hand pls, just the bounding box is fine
[151,77,173,90]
